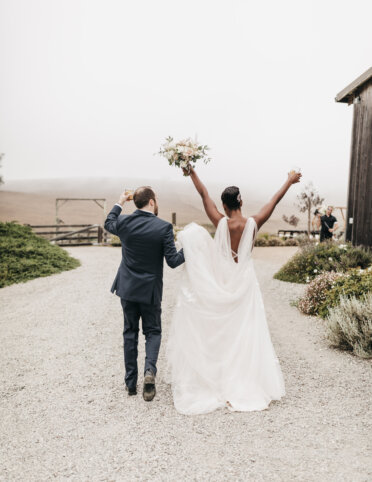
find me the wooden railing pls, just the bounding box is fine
[277,229,320,238]
[25,224,107,246]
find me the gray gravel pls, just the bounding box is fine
[1,246,371,481]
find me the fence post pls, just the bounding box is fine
[172,212,177,225]
[98,226,103,244]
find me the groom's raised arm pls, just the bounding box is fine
[186,167,224,228]
[253,172,301,230]
[104,204,125,236]
[162,223,185,268]
[104,191,130,235]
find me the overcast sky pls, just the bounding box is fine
[0,0,371,200]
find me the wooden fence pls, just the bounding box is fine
[25,224,107,246]
[277,229,344,239]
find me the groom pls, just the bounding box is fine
[104,187,185,401]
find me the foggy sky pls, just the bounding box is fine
[0,0,371,203]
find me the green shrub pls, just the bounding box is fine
[318,269,372,318]
[110,235,121,246]
[283,238,299,246]
[255,237,269,247]
[298,271,343,316]
[296,234,316,247]
[254,235,299,247]
[0,222,80,288]
[273,241,372,284]
[267,237,284,247]
[326,293,372,358]
[258,232,270,240]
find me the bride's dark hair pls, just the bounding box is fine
[221,186,241,210]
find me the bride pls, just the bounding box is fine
[166,166,301,415]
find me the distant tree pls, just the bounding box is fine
[282,214,300,227]
[296,183,324,236]
[0,153,4,186]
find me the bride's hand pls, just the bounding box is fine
[182,165,194,176]
[288,171,302,184]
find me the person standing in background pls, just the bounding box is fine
[320,206,338,242]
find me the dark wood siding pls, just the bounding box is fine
[346,80,372,247]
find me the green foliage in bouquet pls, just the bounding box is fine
[0,222,80,288]
[326,293,372,358]
[273,241,372,284]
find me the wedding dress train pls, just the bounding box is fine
[166,217,285,415]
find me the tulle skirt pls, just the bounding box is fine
[166,220,285,415]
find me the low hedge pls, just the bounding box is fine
[274,242,372,284]
[0,222,80,288]
[318,269,372,318]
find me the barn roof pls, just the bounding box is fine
[335,67,372,104]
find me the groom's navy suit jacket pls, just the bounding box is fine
[104,205,185,305]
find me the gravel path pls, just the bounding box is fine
[1,246,371,481]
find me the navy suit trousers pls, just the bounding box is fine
[120,298,162,389]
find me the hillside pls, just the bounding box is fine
[0,177,322,233]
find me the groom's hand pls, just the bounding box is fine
[288,172,302,184]
[118,191,132,207]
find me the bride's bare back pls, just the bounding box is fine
[227,216,248,262]
[184,165,301,260]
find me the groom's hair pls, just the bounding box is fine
[133,186,156,209]
[221,186,241,210]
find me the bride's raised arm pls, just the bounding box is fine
[185,167,224,227]
[253,171,302,230]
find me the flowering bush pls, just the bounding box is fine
[298,272,343,316]
[274,241,372,284]
[158,136,211,175]
[326,293,372,358]
[297,268,372,319]
[318,268,372,318]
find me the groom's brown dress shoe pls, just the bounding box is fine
[143,370,156,401]
[125,385,137,396]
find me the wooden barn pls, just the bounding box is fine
[335,67,372,248]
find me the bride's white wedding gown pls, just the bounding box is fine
[166,216,285,415]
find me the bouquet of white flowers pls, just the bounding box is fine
[157,136,211,176]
